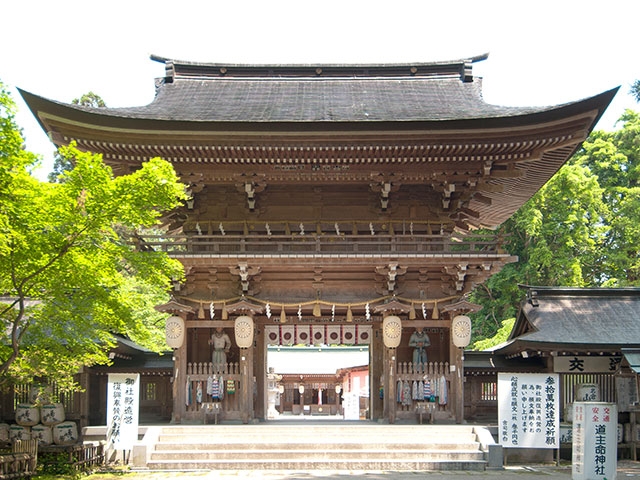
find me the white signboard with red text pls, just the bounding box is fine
[572,402,617,480]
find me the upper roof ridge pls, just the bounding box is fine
[150,53,489,83]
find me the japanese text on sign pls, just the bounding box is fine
[498,373,559,448]
[107,374,140,450]
[572,402,617,480]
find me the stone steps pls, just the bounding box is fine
[135,423,491,471]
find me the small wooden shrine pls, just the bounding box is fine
[20,53,616,424]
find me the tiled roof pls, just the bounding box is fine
[48,54,569,124]
[500,287,640,353]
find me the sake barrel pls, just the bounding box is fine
[575,383,600,402]
[0,423,9,442]
[31,424,52,445]
[9,424,31,441]
[15,404,40,426]
[40,403,65,425]
[53,421,78,445]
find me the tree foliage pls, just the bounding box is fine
[71,91,106,108]
[469,110,640,344]
[472,318,515,351]
[632,80,640,104]
[0,82,186,390]
[49,92,107,182]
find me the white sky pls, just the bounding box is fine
[268,346,369,374]
[3,0,639,180]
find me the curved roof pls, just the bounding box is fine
[20,53,614,126]
[495,287,640,355]
[18,55,618,231]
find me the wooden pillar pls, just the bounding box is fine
[371,327,384,420]
[384,347,397,424]
[172,344,186,424]
[255,329,266,420]
[239,346,254,424]
[454,346,464,424]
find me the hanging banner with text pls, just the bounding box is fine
[106,373,140,450]
[498,373,559,449]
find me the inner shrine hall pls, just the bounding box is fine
[20,53,616,425]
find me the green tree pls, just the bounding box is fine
[469,161,608,340]
[572,110,640,285]
[472,318,515,351]
[71,91,106,108]
[632,80,640,103]
[48,92,107,182]
[0,82,186,390]
[468,113,640,339]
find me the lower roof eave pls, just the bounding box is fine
[496,341,635,358]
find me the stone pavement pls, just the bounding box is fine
[91,460,640,479]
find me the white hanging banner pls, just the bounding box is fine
[326,325,341,345]
[265,326,279,346]
[311,325,325,345]
[281,325,295,346]
[358,325,372,345]
[106,373,140,451]
[498,373,559,449]
[342,325,356,345]
[296,325,310,345]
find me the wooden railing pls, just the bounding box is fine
[0,440,37,480]
[185,362,242,420]
[395,361,452,418]
[133,233,504,257]
[39,442,104,473]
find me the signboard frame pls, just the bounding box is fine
[498,373,560,449]
[106,373,140,451]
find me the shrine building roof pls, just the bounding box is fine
[493,286,640,357]
[20,53,616,127]
[18,54,618,231]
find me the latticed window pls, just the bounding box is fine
[480,381,497,401]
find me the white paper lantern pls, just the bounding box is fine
[235,315,254,348]
[165,315,185,349]
[452,315,472,348]
[382,315,402,348]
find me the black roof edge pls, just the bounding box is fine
[149,53,490,81]
[149,53,490,70]
[518,284,640,297]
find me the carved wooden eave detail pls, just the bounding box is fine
[182,172,206,210]
[375,263,407,294]
[154,298,195,315]
[441,299,483,314]
[229,263,262,295]
[235,176,267,211]
[224,298,264,317]
[373,298,411,315]
[370,176,401,211]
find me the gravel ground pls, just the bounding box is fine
[85,460,640,479]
